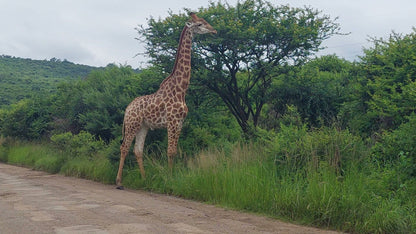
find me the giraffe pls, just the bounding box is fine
[116,12,217,189]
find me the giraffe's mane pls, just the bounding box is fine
[159,25,190,88]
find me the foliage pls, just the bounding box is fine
[0,55,97,107]
[60,156,116,184]
[343,29,416,134]
[372,114,416,178]
[264,55,351,128]
[2,141,66,173]
[2,125,416,233]
[50,131,105,158]
[0,62,240,154]
[121,140,415,233]
[49,65,143,141]
[138,0,341,135]
[180,108,242,154]
[267,123,368,174]
[0,138,7,162]
[0,137,115,182]
[0,97,51,140]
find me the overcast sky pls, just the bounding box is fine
[1,0,415,68]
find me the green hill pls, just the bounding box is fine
[0,55,98,107]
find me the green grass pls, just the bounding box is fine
[1,137,415,233]
[136,144,415,233]
[34,155,65,173]
[120,143,415,233]
[0,140,115,183]
[60,156,116,184]
[7,144,60,169]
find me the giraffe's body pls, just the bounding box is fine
[116,13,216,188]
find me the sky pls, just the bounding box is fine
[1,0,415,68]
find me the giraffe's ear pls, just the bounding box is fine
[186,21,193,28]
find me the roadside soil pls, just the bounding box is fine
[0,163,342,234]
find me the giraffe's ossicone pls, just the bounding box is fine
[116,13,217,189]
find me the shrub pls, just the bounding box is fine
[50,131,105,158]
[268,124,368,174]
[372,114,416,177]
[0,99,51,140]
[0,137,8,162]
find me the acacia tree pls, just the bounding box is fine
[138,0,341,136]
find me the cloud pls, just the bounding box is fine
[1,0,415,67]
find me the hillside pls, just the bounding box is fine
[0,55,98,107]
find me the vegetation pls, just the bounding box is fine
[1,1,415,233]
[140,0,341,136]
[1,125,415,233]
[0,55,98,107]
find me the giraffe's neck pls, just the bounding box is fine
[159,25,193,97]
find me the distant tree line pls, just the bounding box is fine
[0,55,98,107]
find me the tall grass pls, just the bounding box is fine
[0,139,115,183]
[60,156,116,184]
[5,142,65,173]
[162,146,414,233]
[119,126,415,233]
[1,126,415,233]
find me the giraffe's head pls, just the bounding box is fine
[186,12,217,35]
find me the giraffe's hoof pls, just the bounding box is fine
[116,185,124,190]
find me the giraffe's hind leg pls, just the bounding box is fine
[116,122,140,190]
[134,126,149,179]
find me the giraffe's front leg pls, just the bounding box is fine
[167,120,183,168]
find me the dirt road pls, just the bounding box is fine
[0,163,340,234]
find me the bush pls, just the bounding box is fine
[180,110,242,155]
[372,114,416,177]
[0,137,8,162]
[267,124,368,174]
[50,131,105,158]
[0,99,50,140]
[50,131,117,183]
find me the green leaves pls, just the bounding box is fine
[0,97,51,140]
[50,65,143,142]
[139,0,341,135]
[357,29,416,132]
[0,55,95,107]
[266,55,351,128]
[50,131,105,158]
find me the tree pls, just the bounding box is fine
[264,55,351,129]
[344,29,416,134]
[50,65,145,142]
[138,0,341,136]
[0,97,51,140]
